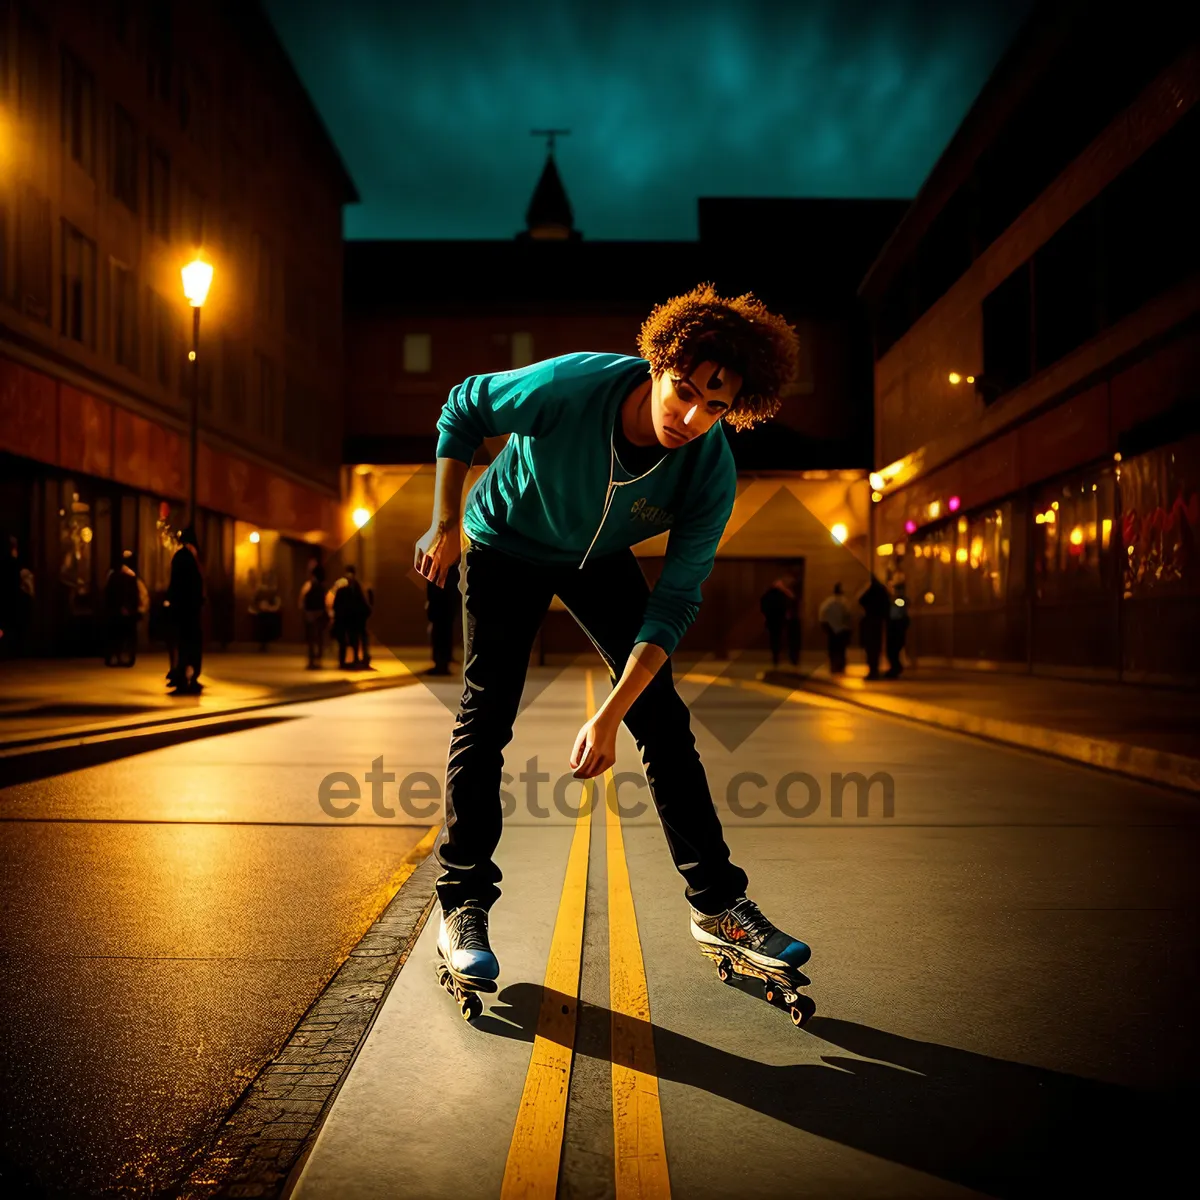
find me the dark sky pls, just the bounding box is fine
[263,0,1034,241]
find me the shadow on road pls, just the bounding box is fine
[476,981,1194,1199]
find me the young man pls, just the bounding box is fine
[414,282,813,998]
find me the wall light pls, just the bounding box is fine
[830,523,848,544]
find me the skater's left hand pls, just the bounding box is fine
[570,712,619,779]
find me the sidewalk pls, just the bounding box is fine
[762,658,1200,794]
[0,643,446,751]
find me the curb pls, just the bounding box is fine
[176,834,441,1200]
[762,672,1200,796]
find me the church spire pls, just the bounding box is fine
[520,129,581,241]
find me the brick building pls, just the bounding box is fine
[343,148,904,658]
[0,0,356,655]
[862,0,1199,685]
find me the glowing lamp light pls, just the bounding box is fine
[948,372,962,385]
[905,520,916,534]
[876,543,894,557]
[1102,518,1112,548]
[895,597,906,607]
[1069,527,1084,546]
[869,472,885,491]
[181,258,214,307]
[352,507,372,530]
[1044,509,1056,524]
[1035,513,1045,524]
[948,495,961,512]
[249,531,260,544]
[955,547,969,564]
[871,490,882,502]
[924,592,935,604]
[830,523,848,544]
[966,375,976,384]
[957,516,968,534]
[927,501,941,520]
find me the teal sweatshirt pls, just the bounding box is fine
[435,352,738,656]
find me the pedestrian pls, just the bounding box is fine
[299,563,329,668]
[356,575,374,669]
[884,576,911,679]
[167,526,205,694]
[0,534,31,659]
[102,550,149,667]
[415,282,813,1017]
[759,573,801,668]
[425,562,460,675]
[856,574,891,681]
[249,569,283,652]
[817,581,853,674]
[329,565,366,669]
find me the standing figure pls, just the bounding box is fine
[299,563,329,668]
[414,283,815,1025]
[167,526,206,694]
[885,577,911,679]
[817,581,853,675]
[856,575,891,681]
[425,562,460,675]
[759,573,801,668]
[329,565,366,669]
[103,550,149,666]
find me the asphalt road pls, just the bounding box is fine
[2,665,1199,1198]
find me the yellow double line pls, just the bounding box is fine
[501,670,670,1199]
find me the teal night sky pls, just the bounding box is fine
[264,0,1034,241]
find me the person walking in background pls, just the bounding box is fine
[856,574,891,681]
[817,581,852,675]
[425,561,460,675]
[102,550,149,667]
[249,569,283,652]
[759,572,800,668]
[885,575,911,679]
[329,565,366,669]
[356,574,374,669]
[299,563,329,668]
[167,526,206,694]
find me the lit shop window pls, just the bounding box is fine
[1033,468,1116,600]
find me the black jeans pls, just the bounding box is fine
[436,540,748,916]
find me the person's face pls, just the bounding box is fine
[650,359,742,448]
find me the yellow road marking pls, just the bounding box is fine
[500,671,596,1199]
[380,824,440,900]
[604,677,671,1198]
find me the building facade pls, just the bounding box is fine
[0,0,357,655]
[343,158,903,658]
[861,0,1199,685]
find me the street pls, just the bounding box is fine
[2,663,1197,1198]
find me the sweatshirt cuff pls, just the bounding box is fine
[435,428,478,465]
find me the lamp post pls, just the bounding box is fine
[181,258,214,529]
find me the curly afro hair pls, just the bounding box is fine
[636,281,801,431]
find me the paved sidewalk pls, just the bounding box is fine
[763,658,1200,794]
[0,643,450,749]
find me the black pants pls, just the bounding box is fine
[105,616,138,666]
[766,616,802,667]
[436,540,748,916]
[885,621,908,676]
[862,617,883,678]
[175,617,203,683]
[822,624,850,674]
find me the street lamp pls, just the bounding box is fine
[181,258,214,529]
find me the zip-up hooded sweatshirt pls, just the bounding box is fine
[435,352,738,656]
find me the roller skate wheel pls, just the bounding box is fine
[460,992,483,1021]
[716,956,734,982]
[790,996,816,1028]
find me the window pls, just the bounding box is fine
[152,291,174,389]
[17,185,51,322]
[1033,205,1101,372]
[111,261,138,371]
[1119,435,1200,600]
[253,352,278,439]
[1032,466,1118,601]
[981,263,1032,400]
[951,505,1012,609]
[511,332,534,368]
[180,178,204,247]
[146,2,172,101]
[403,333,431,373]
[61,50,95,175]
[148,147,170,239]
[17,8,49,123]
[904,523,956,611]
[253,232,274,320]
[222,337,246,423]
[60,222,96,347]
[111,105,138,211]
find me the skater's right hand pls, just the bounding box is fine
[414,519,461,588]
